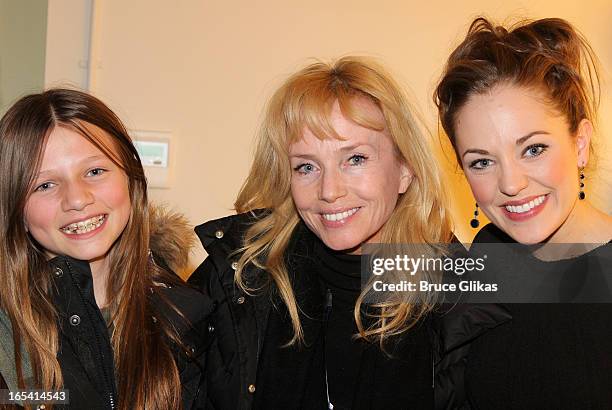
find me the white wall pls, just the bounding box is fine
[56,0,612,268]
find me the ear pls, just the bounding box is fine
[575,119,592,168]
[398,163,413,194]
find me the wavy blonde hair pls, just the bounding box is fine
[235,56,452,345]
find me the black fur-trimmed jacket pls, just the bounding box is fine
[0,208,214,410]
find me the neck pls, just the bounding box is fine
[533,199,612,260]
[90,256,110,309]
[548,199,610,243]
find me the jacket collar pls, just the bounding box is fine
[48,255,98,310]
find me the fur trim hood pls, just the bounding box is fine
[149,205,196,273]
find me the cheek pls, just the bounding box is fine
[465,173,496,205]
[526,147,577,197]
[535,156,572,188]
[24,196,55,232]
[290,177,315,211]
[100,175,132,217]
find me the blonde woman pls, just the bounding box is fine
[190,57,452,409]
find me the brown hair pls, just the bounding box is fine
[0,89,185,409]
[235,56,452,346]
[434,17,600,163]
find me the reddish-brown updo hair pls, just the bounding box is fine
[434,17,600,163]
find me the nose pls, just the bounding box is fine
[498,162,528,197]
[319,168,347,203]
[61,180,95,212]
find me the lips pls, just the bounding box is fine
[500,194,548,221]
[503,195,546,214]
[320,207,361,227]
[321,207,360,222]
[60,214,107,235]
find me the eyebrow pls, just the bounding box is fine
[461,130,550,159]
[36,155,107,176]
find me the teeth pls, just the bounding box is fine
[61,215,106,235]
[505,195,546,214]
[322,207,359,222]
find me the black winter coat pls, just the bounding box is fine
[431,303,511,409]
[431,223,514,409]
[49,255,213,410]
[0,209,214,410]
[189,211,439,410]
[188,212,277,410]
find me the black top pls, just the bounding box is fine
[254,234,434,409]
[315,239,367,410]
[465,224,612,409]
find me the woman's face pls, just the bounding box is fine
[24,124,132,263]
[289,98,411,253]
[454,84,591,244]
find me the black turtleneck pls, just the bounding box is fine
[314,239,364,410]
[255,234,434,409]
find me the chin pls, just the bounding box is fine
[64,246,111,262]
[506,228,549,245]
[320,235,362,252]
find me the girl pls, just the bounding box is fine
[0,89,212,409]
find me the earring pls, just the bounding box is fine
[578,167,585,200]
[470,203,480,228]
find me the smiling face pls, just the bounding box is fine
[24,124,132,264]
[455,84,591,244]
[289,98,411,253]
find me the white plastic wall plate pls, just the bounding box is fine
[130,130,173,189]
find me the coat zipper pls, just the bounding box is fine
[65,259,117,409]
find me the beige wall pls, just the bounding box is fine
[0,0,47,114]
[44,0,93,89]
[72,0,612,267]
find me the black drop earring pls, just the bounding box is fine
[470,203,480,228]
[578,167,586,200]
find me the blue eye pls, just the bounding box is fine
[468,158,493,170]
[34,182,55,192]
[524,144,548,157]
[294,163,315,174]
[87,168,107,177]
[348,154,368,166]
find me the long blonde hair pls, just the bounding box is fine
[235,56,452,345]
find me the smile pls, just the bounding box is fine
[504,195,546,214]
[60,215,107,235]
[322,207,360,222]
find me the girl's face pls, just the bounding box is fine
[454,84,591,244]
[289,98,411,253]
[24,124,132,263]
